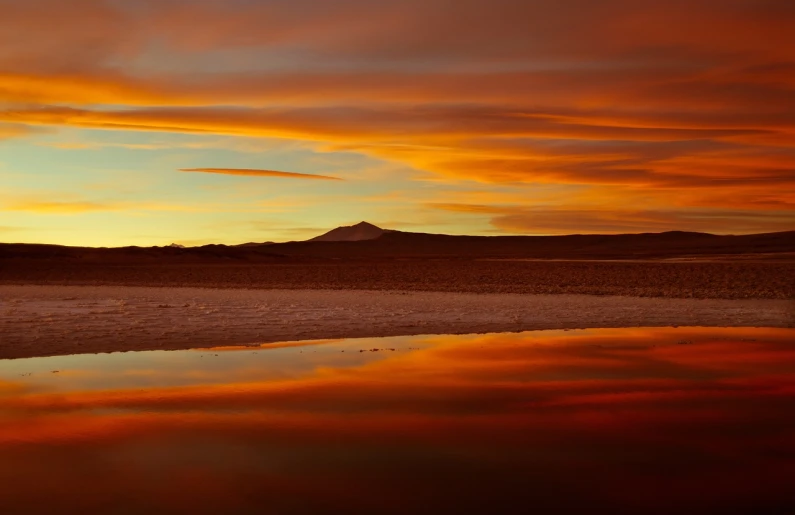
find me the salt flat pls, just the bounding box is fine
[1,285,791,359]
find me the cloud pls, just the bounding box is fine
[180,168,343,181]
[2,198,213,214]
[430,202,795,235]
[1,0,794,233]
[6,1,790,65]
[0,123,43,140]
[3,102,791,227]
[4,200,119,214]
[0,104,771,146]
[38,137,308,153]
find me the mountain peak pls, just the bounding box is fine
[309,221,385,242]
[353,221,379,229]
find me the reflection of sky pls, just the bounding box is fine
[0,335,424,392]
[1,327,794,514]
[1,327,793,393]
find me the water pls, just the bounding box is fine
[1,327,794,514]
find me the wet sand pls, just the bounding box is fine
[1,285,792,359]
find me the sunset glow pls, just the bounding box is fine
[1,0,794,245]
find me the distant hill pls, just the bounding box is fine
[266,229,794,260]
[1,227,793,262]
[309,221,385,242]
[236,241,275,247]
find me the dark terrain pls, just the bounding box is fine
[2,227,793,299]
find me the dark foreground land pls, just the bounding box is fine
[2,229,794,299]
[2,260,794,299]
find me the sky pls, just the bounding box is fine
[1,0,794,246]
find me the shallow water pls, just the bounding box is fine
[1,327,794,514]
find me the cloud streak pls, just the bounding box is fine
[430,203,795,235]
[0,123,42,140]
[180,168,343,181]
[1,0,793,236]
[2,198,217,215]
[4,200,119,214]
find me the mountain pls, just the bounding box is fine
[2,229,793,262]
[309,221,386,242]
[269,229,795,259]
[236,241,275,247]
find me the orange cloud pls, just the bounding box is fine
[2,198,214,214]
[0,123,42,140]
[180,168,343,181]
[430,203,795,235]
[4,200,119,214]
[2,103,791,233]
[1,0,793,233]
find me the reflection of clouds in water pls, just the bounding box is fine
[0,335,420,392]
[0,327,793,417]
[0,327,794,513]
[2,327,794,396]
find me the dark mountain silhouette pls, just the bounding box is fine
[267,229,795,260]
[236,241,275,247]
[1,227,793,262]
[309,221,386,242]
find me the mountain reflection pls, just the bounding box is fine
[1,328,794,514]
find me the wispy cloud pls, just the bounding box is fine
[1,0,794,237]
[430,203,795,235]
[4,200,118,214]
[38,136,309,153]
[3,198,214,214]
[0,123,43,140]
[180,168,343,181]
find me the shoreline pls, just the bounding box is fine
[2,285,792,360]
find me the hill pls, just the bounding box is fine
[309,221,385,242]
[1,226,793,262]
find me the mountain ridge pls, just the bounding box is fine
[309,221,386,242]
[1,225,793,261]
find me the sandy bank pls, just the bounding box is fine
[1,285,792,359]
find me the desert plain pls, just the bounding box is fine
[2,227,793,359]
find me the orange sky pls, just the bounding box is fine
[1,0,793,245]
